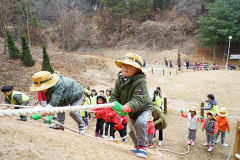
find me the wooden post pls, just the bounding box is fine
[200,102,204,118]
[233,121,240,160]
[164,98,167,114]
[170,71,171,75]
[163,69,164,75]
[151,68,153,74]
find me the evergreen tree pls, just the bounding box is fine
[20,36,35,66]
[42,46,54,73]
[6,30,20,58]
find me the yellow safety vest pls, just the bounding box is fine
[106,96,110,102]
[81,97,90,117]
[210,105,219,115]
[6,91,29,105]
[90,96,97,105]
[154,95,162,107]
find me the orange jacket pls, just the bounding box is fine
[216,116,230,132]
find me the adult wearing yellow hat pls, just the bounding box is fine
[30,71,85,134]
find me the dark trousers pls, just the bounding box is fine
[108,122,115,137]
[105,122,115,136]
[96,119,104,135]
[123,123,127,136]
[113,129,125,139]
[154,129,163,141]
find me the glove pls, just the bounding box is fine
[202,128,204,132]
[180,109,183,113]
[112,101,123,112]
[200,116,204,119]
[116,111,128,116]
[31,114,41,120]
[214,134,217,137]
[43,115,53,124]
[228,131,230,134]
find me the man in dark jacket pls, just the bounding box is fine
[30,71,85,134]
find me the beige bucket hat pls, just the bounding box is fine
[30,71,59,91]
[115,52,145,74]
[189,107,197,112]
[219,108,228,117]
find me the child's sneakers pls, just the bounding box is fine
[103,135,108,139]
[109,136,114,140]
[149,144,155,148]
[187,140,192,145]
[203,143,210,146]
[208,147,214,152]
[135,147,147,159]
[130,146,138,153]
[158,140,162,146]
[79,125,86,135]
[49,124,64,130]
[220,143,228,147]
[191,141,196,146]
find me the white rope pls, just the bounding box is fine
[0,103,114,117]
[0,104,37,108]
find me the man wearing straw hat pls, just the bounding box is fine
[30,71,86,134]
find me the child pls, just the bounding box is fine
[152,90,163,109]
[152,105,167,146]
[202,94,219,115]
[99,90,104,96]
[216,108,230,147]
[93,95,108,138]
[81,89,91,128]
[106,90,111,102]
[30,71,85,134]
[147,116,156,148]
[90,89,97,105]
[110,53,153,158]
[202,112,218,152]
[1,85,29,121]
[112,115,126,141]
[107,107,117,139]
[181,107,203,145]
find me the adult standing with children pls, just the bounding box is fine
[30,71,86,134]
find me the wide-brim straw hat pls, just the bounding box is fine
[30,71,59,91]
[189,107,197,112]
[219,108,228,117]
[206,111,217,119]
[84,88,91,96]
[115,52,145,74]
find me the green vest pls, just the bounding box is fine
[7,91,29,105]
[210,105,219,115]
[90,96,97,105]
[154,95,162,107]
[81,98,90,117]
[106,96,110,102]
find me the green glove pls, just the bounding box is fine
[116,111,128,116]
[228,131,230,134]
[31,114,41,120]
[214,134,217,137]
[112,101,123,112]
[202,128,204,132]
[180,109,183,113]
[200,116,204,119]
[44,115,53,124]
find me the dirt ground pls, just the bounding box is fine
[0,46,239,160]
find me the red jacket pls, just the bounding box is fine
[120,116,128,124]
[104,107,112,122]
[93,107,108,121]
[114,116,124,131]
[107,109,117,124]
[148,121,156,134]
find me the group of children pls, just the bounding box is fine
[181,94,230,152]
[0,52,233,159]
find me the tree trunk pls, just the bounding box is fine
[0,9,7,54]
[222,40,227,61]
[213,40,216,63]
[25,4,31,48]
[17,17,21,43]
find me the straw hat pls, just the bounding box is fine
[206,111,217,119]
[30,71,59,91]
[219,108,228,117]
[189,107,197,112]
[115,53,145,74]
[84,88,91,96]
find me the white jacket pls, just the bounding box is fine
[187,113,198,130]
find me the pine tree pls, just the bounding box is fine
[6,30,20,58]
[20,36,35,66]
[42,46,54,73]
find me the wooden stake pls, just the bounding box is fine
[200,103,204,118]
[164,98,167,114]
[233,121,240,160]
